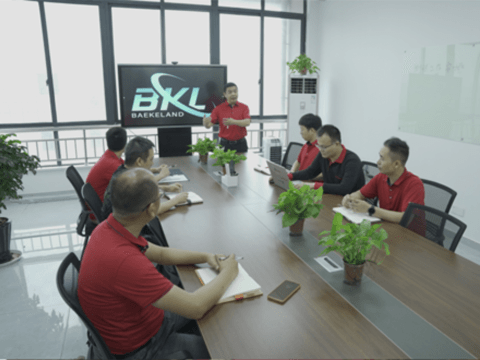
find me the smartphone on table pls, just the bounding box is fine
[267,280,301,304]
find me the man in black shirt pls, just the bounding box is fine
[288,125,364,195]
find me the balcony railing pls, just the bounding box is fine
[2,121,288,168]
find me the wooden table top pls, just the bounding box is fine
[157,154,479,359]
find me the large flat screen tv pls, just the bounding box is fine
[118,64,227,128]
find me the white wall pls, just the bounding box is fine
[307,0,480,244]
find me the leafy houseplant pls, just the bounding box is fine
[273,183,324,236]
[318,213,390,285]
[210,148,246,175]
[287,54,320,75]
[0,133,41,264]
[186,137,220,164]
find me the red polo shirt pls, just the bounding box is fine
[297,140,320,171]
[360,168,425,212]
[210,101,250,141]
[86,149,124,219]
[78,214,173,355]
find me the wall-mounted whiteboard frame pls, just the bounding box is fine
[398,42,480,145]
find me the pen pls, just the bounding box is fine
[219,255,243,261]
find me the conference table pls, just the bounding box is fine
[156,153,480,359]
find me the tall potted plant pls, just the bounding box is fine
[0,134,41,265]
[318,213,389,285]
[287,54,320,75]
[186,137,220,164]
[273,183,324,236]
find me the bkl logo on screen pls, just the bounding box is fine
[131,73,207,118]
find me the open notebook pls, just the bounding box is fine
[333,206,381,224]
[195,264,263,304]
[164,192,203,206]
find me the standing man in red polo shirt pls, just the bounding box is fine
[288,125,365,195]
[203,82,250,172]
[342,137,425,223]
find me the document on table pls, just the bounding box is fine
[195,264,262,303]
[164,192,203,206]
[333,206,381,224]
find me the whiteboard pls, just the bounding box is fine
[398,42,480,145]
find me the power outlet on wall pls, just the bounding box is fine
[451,206,465,217]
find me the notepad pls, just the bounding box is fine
[254,164,270,175]
[159,169,189,183]
[333,206,381,224]
[195,264,263,304]
[164,192,203,206]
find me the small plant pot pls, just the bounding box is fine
[343,260,365,285]
[289,218,305,236]
[0,218,13,264]
[222,166,227,175]
[221,173,238,187]
[199,154,208,164]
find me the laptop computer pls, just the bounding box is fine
[266,160,301,190]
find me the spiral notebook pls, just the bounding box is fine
[164,192,203,206]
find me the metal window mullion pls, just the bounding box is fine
[160,0,166,65]
[53,131,62,166]
[38,1,57,126]
[259,1,264,150]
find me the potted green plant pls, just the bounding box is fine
[186,137,220,164]
[210,148,246,187]
[318,213,390,285]
[0,133,41,265]
[273,183,324,236]
[287,54,320,75]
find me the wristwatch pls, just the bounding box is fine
[368,205,376,216]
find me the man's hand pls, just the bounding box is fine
[342,194,353,209]
[350,199,371,213]
[158,166,170,180]
[294,182,314,190]
[217,253,239,275]
[223,118,235,126]
[166,183,182,192]
[203,116,213,128]
[151,164,168,173]
[268,176,274,184]
[174,192,189,205]
[206,253,223,271]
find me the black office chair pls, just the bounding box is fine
[56,252,192,360]
[66,165,92,237]
[82,183,105,225]
[421,178,457,214]
[360,161,380,205]
[281,142,303,170]
[400,203,466,252]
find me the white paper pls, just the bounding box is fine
[333,206,381,224]
[196,264,261,301]
[159,174,189,183]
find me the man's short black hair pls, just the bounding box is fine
[111,169,158,217]
[224,82,237,92]
[125,136,154,167]
[106,127,127,152]
[298,114,322,131]
[384,137,409,165]
[317,125,341,143]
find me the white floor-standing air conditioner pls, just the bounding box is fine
[262,137,282,164]
[287,74,320,144]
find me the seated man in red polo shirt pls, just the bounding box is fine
[203,82,250,174]
[269,113,322,184]
[79,168,239,359]
[86,127,127,222]
[288,125,365,195]
[342,137,425,223]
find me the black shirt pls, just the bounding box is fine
[291,147,365,195]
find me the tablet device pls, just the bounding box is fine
[266,160,301,190]
[267,280,301,304]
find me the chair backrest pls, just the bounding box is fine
[361,161,380,184]
[421,178,457,214]
[400,203,466,252]
[145,217,170,247]
[281,142,303,170]
[56,252,114,359]
[82,183,104,224]
[66,165,91,237]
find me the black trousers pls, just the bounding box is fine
[219,137,248,153]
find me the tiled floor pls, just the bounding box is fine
[1,197,480,359]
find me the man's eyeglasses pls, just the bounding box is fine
[316,142,336,151]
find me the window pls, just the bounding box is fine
[0,1,51,124]
[265,0,304,13]
[45,3,106,122]
[112,7,162,120]
[165,10,210,65]
[219,0,261,10]
[264,18,301,115]
[220,14,261,115]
